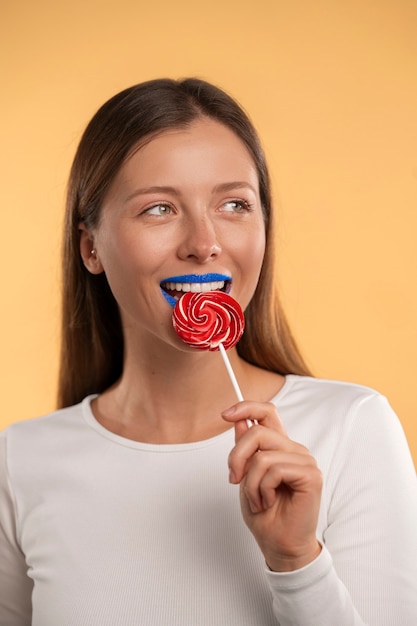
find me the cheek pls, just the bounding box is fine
[94,233,142,301]
[249,243,266,290]
[234,226,266,302]
[97,224,149,274]
[241,226,266,272]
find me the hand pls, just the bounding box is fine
[222,401,322,572]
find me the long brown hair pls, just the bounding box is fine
[58,78,310,408]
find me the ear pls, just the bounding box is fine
[79,223,104,274]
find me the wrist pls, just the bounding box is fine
[265,541,322,573]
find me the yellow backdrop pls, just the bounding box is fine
[1,0,416,464]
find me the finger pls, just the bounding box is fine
[228,428,309,484]
[222,401,287,436]
[242,452,320,512]
[233,418,250,443]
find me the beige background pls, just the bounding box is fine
[1,0,416,464]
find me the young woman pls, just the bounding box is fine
[1,78,416,625]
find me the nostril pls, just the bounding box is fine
[178,222,221,262]
[185,241,221,260]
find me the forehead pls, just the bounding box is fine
[118,118,259,185]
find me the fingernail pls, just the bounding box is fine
[261,496,270,510]
[229,468,237,483]
[222,406,236,417]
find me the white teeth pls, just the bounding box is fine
[163,280,226,293]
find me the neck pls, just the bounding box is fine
[93,336,285,444]
[96,346,235,442]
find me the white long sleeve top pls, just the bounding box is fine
[1,375,417,625]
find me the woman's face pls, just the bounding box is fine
[81,117,266,350]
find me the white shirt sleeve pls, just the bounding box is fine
[267,545,367,624]
[265,393,417,625]
[0,431,33,625]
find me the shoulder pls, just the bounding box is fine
[1,398,100,499]
[1,398,93,463]
[273,377,416,502]
[3,399,86,435]
[274,375,405,459]
[277,375,385,415]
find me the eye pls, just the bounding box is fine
[220,199,252,213]
[143,203,174,217]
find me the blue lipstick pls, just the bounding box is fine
[160,273,232,307]
[161,273,231,284]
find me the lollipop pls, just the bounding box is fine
[172,291,244,351]
[173,291,252,415]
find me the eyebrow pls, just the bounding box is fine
[213,181,258,194]
[125,186,177,202]
[125,181,258,203]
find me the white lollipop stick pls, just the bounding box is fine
[219,343,254,427]
[219,343,243,401]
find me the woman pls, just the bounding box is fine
[1,78,416,625]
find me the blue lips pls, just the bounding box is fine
[162,273,231,284]
[160,273,232,307]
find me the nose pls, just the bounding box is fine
[177,215,222,263]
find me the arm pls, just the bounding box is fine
[223,395,417,625]
[0,431,33,625]
[316,393,417,624]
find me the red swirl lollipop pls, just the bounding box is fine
[173,291,253,422]
[172,291,244,351]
